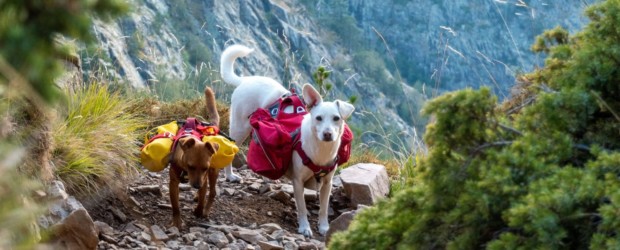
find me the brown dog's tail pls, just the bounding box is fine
[204,87,220,127]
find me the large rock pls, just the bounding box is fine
[38,181,98,250]
[339,163,390,207]
[325,206,368,243]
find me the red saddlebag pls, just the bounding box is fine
[247,94,307,180]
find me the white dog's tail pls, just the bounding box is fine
[220,44,254,87]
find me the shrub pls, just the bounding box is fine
[52,84,145,196]
[329,0,620,249]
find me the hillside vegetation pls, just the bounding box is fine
[330,0,620,248]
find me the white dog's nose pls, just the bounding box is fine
[322,132,333,141]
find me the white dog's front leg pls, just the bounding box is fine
[224,165,241,183]
[293,178,313,237]
[318,175,334,235]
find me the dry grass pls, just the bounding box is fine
[128,96,232,135]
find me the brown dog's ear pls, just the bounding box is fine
[180,138,196,150]
[205,142,219,154]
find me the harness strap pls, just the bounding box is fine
[293,142,338,181]
[140,132,174,150]
[169,117,211,183]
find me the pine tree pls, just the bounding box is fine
[329,0,620,249]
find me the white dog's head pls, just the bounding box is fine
[302,84,355,142]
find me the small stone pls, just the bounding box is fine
[238,190,253,198]
[258,241,284,250]
[332,175,343,187]
[194,240,210,250]
[135,223,148,231]
[223,188,236,196]
[267,211,273,216]
[157,203,173,209]
[206,231,229,248]
[167,226,180,237]
[94,221,114,235]
[267,190,291,203]
[129,196,141,207]
[48,181,69,199]
[110,207,127,222]
[298,241,318,250]
[166,240,181,249]
[270,230,286,241]
[183,232,198,243]
[259,223,282,234]
[150,225,169,241]
[139,231,152,242]
[123,222,140,233]
[279,184,317,201]
[259,184,272,194]
[225,232,235,242]
[190,227,207,234]
[235,229,267,244]
[309,239,325,249]
[180,246,198,250]
[249,182,262,191]
[283,241,298,250]
[100,234,118,244]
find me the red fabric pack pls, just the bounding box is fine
[338,125,354,165]
[247,94,306,179]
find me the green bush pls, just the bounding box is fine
[329,0,620,249]
[52,84,145,196]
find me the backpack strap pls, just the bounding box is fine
[294,142,338,181]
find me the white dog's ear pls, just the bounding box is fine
[336,100,355,120]
[302,84,322,109]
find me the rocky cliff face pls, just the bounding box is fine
[84,0,592,147]
[344,0,593,97]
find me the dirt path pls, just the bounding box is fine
[86,167,351,249]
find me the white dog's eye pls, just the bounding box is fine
[316,116,322,122]
[333,116,340,122]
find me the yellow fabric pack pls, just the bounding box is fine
[203,134,239,169]
[140,121,178,172]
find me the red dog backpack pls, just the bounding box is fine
[247,93,306,179]
[247,91,354,180]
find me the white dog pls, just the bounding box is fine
[220,44,355,237]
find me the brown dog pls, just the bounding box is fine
[169,87,220,229]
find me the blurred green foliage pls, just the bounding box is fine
[0,0,128,102]
[330,0,620,248]
[0,0,128,248]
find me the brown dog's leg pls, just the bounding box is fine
[169,168,182,228]
[203,168,219,216]
[194,173,209,218]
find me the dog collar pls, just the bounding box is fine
[293,142,338,180]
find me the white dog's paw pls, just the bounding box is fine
[298,226,313,238]
[318,224,329,236]
[226,173,242,183]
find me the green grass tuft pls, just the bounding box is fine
[52,84,146,197]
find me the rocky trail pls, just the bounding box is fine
[84,166,356,250]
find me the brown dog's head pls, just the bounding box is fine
[177,137,219,189]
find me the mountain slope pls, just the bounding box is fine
[82,0,593,149]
